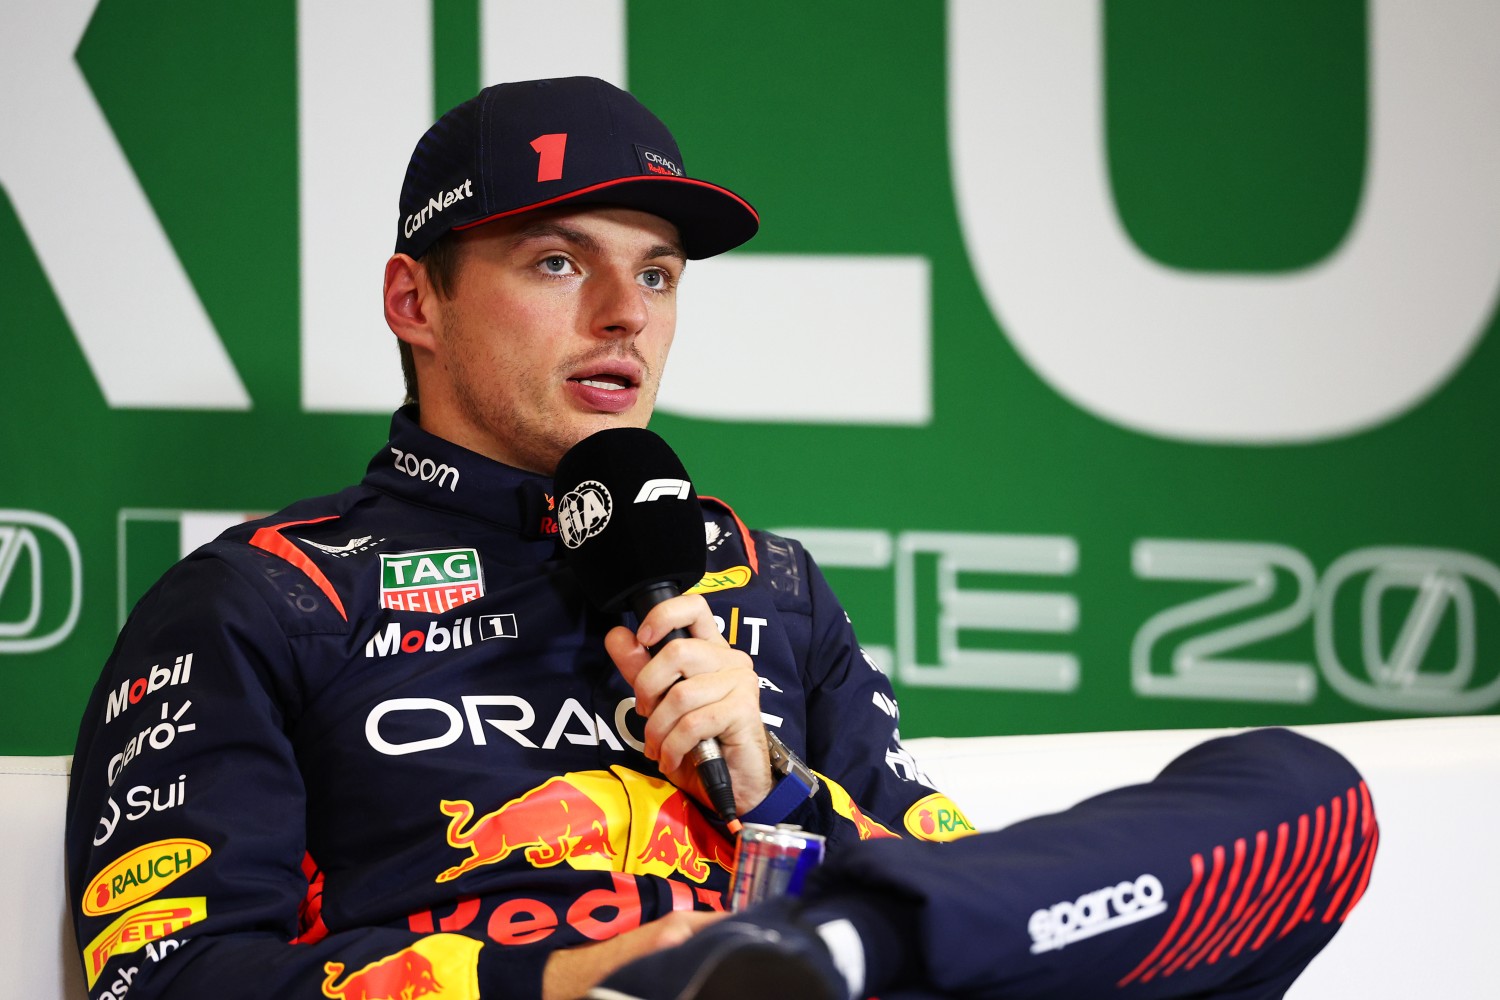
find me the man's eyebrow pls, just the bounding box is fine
[645,243,687,266]
[506,222,602,254]
[505,222,686,265]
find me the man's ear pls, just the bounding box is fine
[384,253,439,351]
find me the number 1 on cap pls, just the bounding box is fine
[531,133,568,182]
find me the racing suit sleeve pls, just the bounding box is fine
[746,541,971,851]
[65,555,549,1000]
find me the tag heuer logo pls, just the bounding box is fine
[379,548,484,613]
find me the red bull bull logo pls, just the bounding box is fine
[437,773,623,882]
[435,768,739,887]
[824,774,901,840]
[633,790,737,883]
[322,935,481,1000]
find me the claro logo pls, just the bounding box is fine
[0,509,82,654]
[391,447,460,492]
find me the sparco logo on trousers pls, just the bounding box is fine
[1027,873,1166,954]
[402,178,473,239]
[557,481,612,549]
[391,447,460,492]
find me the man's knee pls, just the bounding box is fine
[1170,727,1365,798]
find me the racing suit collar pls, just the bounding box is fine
[363,405,561,540]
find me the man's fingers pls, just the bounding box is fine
[646,673,756,771]
[635,593,724,648]
[629,640,755,720]
[605,624,651,687]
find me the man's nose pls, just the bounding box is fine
[589,268,649,338]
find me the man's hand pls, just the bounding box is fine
[605,593,773,816]
[542,909,727,1000]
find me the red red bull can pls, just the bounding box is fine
[728,823,826,912]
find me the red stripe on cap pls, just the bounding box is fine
[1118,853,1205,988]
[452,175,760,233]
[249,517,348,621]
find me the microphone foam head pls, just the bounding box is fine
[553,427,707,612]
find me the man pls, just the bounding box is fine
[67,78,1374,1000]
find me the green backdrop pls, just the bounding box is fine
[4,0,1497,755]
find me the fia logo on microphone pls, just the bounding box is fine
[557,480,613,549]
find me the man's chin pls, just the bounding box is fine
[538,413,653,474]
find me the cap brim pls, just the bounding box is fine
[453,175,759,259]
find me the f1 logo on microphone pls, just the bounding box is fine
[634,479,691,503]
[0,509,82,654]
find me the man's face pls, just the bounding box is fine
[421,206,685,474]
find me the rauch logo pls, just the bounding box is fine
[83,838,210,916]
[379,549,485,614]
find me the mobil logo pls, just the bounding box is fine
[435,771,624,883]
[365,618,475,658]
[633,787,736,884]
[379,548,485,614]
[363,615,518,658]
[105,653,193,724]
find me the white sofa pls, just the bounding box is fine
[6,716,1496,998]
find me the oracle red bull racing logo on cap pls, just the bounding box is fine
[436,767,735,886]
[379,548,484,613]
[322,934,482,1000]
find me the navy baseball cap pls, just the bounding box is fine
[395,77,759,261]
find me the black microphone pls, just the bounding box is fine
[553,427,739,829]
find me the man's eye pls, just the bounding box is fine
[640,269,670,289]
[540,256,575,274]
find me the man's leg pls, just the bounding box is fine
[592,728,1377,1000]
[806,727,1376,999]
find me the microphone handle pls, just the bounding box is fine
[631,583,739,826]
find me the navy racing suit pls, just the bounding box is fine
[66,406,966,1000]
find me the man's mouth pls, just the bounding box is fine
[571,375,634,391]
